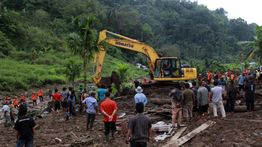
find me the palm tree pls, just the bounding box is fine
[67,15,98,89]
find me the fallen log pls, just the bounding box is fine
[168,120,216,147]
[234,105,261,112]
[225,118,262,123]
[146,109,172,118]
[147,109,171,114]
[151,98,171,105]
[114,96,127,100]
[71,138,93,147]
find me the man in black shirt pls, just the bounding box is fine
[127,102,152,147]
[245,77,256,111]
[15,104,36,147]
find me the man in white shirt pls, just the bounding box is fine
[2,103,11,127]
[210,80,226,118]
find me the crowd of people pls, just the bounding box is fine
[1,68,260,147]
[169,69,258,128]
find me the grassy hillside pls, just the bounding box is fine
[0,52,147,92]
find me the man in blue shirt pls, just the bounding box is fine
[134,86,148,106]
[97,85,107,101]
[238,73,246,92]
[82,91,98,130]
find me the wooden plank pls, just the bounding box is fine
[163,127,187,147]
[171,120,215,147]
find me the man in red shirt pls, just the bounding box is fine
[52,89,62,111]
[100,92,118,142]
[207,71,213,84]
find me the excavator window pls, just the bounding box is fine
[154,58,182,78]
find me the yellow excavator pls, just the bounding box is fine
[92,30,197,87]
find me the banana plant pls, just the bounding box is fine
[239,26,262,64]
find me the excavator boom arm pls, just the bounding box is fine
[92,30,159,85]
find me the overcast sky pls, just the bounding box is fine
[191,0,262,25]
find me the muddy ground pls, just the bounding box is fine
[1,84,262,147]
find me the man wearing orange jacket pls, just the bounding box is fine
[12,96,19,108]
[31,92,37,106]
[20,95,26,102]
[38,88,44,102]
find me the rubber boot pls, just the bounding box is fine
[105,135,109,142]
[111,131,115,140]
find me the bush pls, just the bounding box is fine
[0,76,28,92]
[0,31,14,56]
[41,75,65,85]
[10,50,32,61]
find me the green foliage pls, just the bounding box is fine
[64,60,81,86]
[102,55,148,79]
[117,63,129,82]
[0,0,259,93]
[0,31,14,57]
[23,26,62,52]
[239,26,262,64]
[255,26,262,63]
[0,59,66,92]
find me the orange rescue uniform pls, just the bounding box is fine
[20,95,26,102]
[31,93,37,101]
[38,90,43,97]
[13,98,19,107]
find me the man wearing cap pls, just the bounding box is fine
[82,91,98,130]
[134,86,148,106]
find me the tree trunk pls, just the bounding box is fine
[150,98,171,105]
[72,79,75,89]
[83,59,87,90]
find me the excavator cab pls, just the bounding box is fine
[154,57,183,78]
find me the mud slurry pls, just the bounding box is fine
[1,84,262,146]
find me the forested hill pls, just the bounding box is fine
[0,0,257,62]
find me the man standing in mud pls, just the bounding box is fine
[15,104,36,147]
[2,101,11,127]
[197,81,209,116]
[182,83,195,122]
[210,80,226,118]
[245,77,256,111]
[127,102,152,147]
[100,92,118,142]
[52,89,62,112]
[169,83,183,128]
[82,91,98,130]
[37,88,44,102]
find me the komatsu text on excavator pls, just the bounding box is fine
[92,30,197,86]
